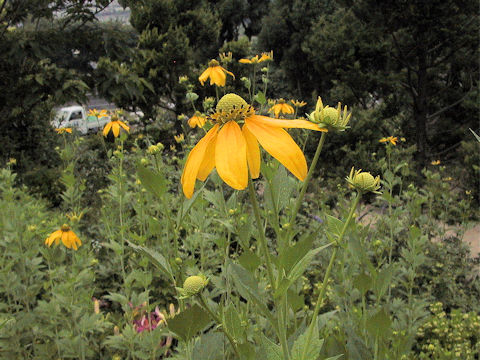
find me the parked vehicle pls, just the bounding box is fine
[52,105,110,134]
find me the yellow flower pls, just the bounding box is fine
[188,113,207,128]
[198,59,234,87]
[431,160,441,165]
[55,128,72,134]
[291,99,307,108]
[269,99,295,118]
[219,52,233,63]
[103,114,130,137]
[88,109,108,118]
[7,158,16,165]
[181,93,324,198]
[239,51,273,64]
[45,224,82,250]
[379,136,398,146]
[174,134,185,143]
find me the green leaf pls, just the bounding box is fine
[254,91,266,105]
[259,334,283,360]
[373,264,395,300]
[193,333,225,360]
[324,355,343,360]
[325,215,344,238]
[127,241,174,282]
[168,304,211,342]
[137,163,166,199]
[275,242,333,299]
[279,234,314,274]
[290,321,324,360]
[238,250,261,272]
[223,304,245,343]
[366,308,392,338]
[353,273,372,295]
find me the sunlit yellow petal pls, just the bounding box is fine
[103,122,112,137]
[239,59,252,64]
[112,122,120,137]
[245,117,308,181]
[45,230,62,246]
[211,68,226,86]
[61,232,71,249]
[197,130,217,181]
[181,124,219,198]
[199,67,211,85]
[119,121,130,132]
[281,104,294,114]
[224,69,235,79]
[249,115,325,131]
[242,125,261,179]
[215,121,248,190]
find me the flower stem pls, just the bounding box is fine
[198,294,240,358]
[299,192,361,360]
[289,132,327,226]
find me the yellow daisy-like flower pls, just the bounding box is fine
[103,114,130,138]
[88,109,108,118]
[45,224,82,250]
[291,100,307,108]
[379,136,398,146]
[181,93,325,198]
[55,128,72,134]
[198,59,234,87]
[239,51,273,65]
[431,160,441,165]
[188,113,207,128]
[174,134,185,143]
[269,99,295,118]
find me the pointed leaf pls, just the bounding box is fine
[168,304,211,341]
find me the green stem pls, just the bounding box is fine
[198,294,240,358]
[289,132,327,226]
[118,139,126,288]
[300,192,361,360]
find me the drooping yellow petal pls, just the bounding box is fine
[239,58,252,64]
[249,115,326,131]
[245,117,308,181]
[103,122,112,137]
[210,67,226,86]
[215,121,248,190]
[181,124,219,198]
[242,125,261,179]
[61,231,71,249]
[197,130,217,181]
[198,67,212,85]
[45,230,62,246]
[112,122,120,137]
[119,121,130,132]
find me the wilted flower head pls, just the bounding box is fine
[44,224,82,250]
[346,167,381,194]
[308,97,351,132]
[239,51,273,64]
[291,99,307,108]
[188,112,207,129]
[199,59,234,87]
[269,99,294,118]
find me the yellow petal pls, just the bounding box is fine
[215,121,248,190]
[223,68,235,79]
[119,121,130,132]
[249,115,326,131]
[282,104,294,114]
[45,230,61,246]
[211,67,226,86]
[198,67,211,85]
[197,131,217,181]
[242,125,261,179]
[181,124,219,198]
[112,122,120,137]
[239,59,251,64]
[61,232,71,248]
[103,122,112,137]
[245,117,307,181]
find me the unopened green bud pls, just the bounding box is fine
[175,257,183,265]
[308,97,351,132]
[183,275,208,296]
[346,167,381,193]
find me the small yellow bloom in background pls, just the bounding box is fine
[443,177,453,181]
[346,167,381,194]
[66,211,84,223]
[291,99,307,108]
[379,136,398,146]
[187,112,207,128]
[179,75,189,84]
[55,128,72,134]
[219,51,233,63]
[181,93,324,198]
[88,109,108,118]
[269,99,295,118]
[198,59,234,87]
[400,137,406,142]
[239,51,273,65]
[431,160,441,165]
[103,114,130,138]
[174,133,185,143]
[147,143,164,155]
[7,158,17,165]
[45,224,82,250]
[466,190,472,195]
[308,97,350,132]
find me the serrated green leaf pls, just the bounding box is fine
[137,164,166,198]
[168,304,211,342]
[254,91,266,105]
[223,304,245,343]
[353,273,372,295]
[127,241,174,282]
[366,308,391,338]
[291,321,324,360]
[238,250,261,272]
[325,215,344,238]
[259,334,283,360]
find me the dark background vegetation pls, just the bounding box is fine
[0,0,478,202]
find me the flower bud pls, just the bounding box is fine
[346,167,381,193]
[308,97,351,132]
[182,275,208,297]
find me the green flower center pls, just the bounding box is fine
[61,224,71,232]
[212,93,254,124]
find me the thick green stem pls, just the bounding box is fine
[290,132,327,225]
[198,294,240,358]
[300,192,361,360]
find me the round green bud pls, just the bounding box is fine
[216,93,248,113]
[322,107,340,125]
[175,257,183,265]
[183,275,208,296]
[353,172,376,191]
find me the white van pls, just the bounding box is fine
[53,105,111,134]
